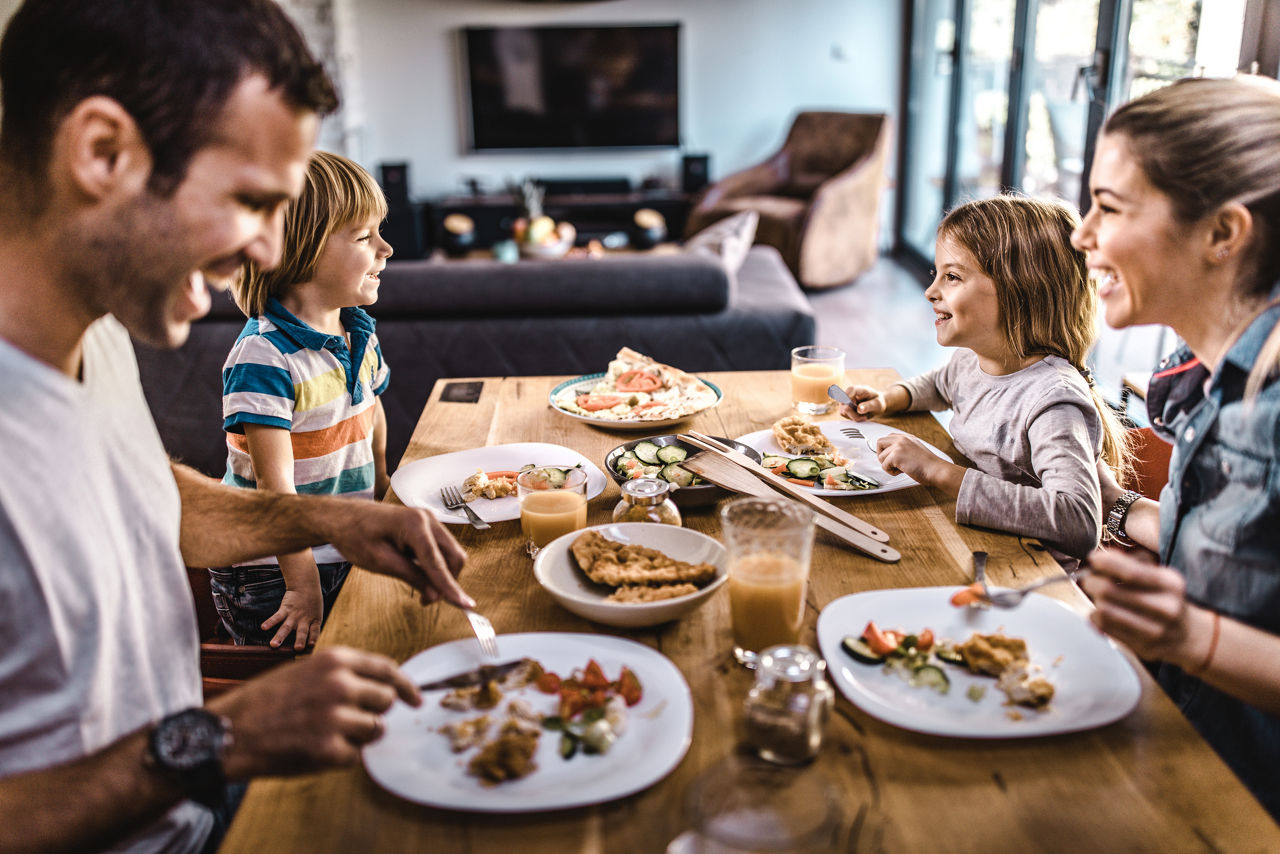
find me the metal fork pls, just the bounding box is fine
[463,608,500,659]
[984,569,1091,608]
[840,426,865,440]
[973,551,990,597]
[439,485,490,530]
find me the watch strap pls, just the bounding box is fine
[1105,490,1142,544]
[145,708,231,808]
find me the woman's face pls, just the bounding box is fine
[1071,133,1202,331]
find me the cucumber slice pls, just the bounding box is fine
[633,441,662,465]
[910,664,951,694]
[539,467,567,488]
[785,458,822,479]
[761,455,790,470]
[840,635,885,665]
[934,644,964,666]
[655,445,688,464]
[660,463,697,488]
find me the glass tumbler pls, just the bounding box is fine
[790,346,845,415]
[517,466,588,557]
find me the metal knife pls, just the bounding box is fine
[416,658,527,692]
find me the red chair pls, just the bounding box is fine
[186,568,296,699]
[1125,426,1173,500]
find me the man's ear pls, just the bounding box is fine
[55,95,153,200]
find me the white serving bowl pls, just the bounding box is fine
[533,522,727,629]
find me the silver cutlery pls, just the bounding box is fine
[462,608,500,659]
[973,550,990,598]
[983,569,1091,608]
[827,383,853,407]
[439,485,491,530]
[417,657,522,691]
[840,426,865,440]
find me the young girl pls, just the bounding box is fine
[211,150,394,649]
[841,195,1128,558]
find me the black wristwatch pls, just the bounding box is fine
[1105,490,1142,544]
[146,708,232,808]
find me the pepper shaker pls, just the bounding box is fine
[611,477,682,526]
[743,644,834,764]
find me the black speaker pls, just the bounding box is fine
[379,162,410,206]
[681,153,710,195]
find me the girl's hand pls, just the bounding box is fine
[872,433,950,485]
[840,385,885,421]
[1082,546,1207,666]
[263,583,325,650]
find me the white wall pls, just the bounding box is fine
[346,0,902,199]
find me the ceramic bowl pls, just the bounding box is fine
[518,236,574,259]
[533,522,727,628]
[604,434,761,508]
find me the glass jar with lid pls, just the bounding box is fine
[743,644,835,764]
[611,477,682,526]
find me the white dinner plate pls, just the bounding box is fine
[549,372,722,431]
[815,587,1142,738]
[389,442,607,524]
[363,632,694,812]
[734,420,951,497]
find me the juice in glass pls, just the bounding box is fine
[790,346,845,414]
[517,466,589,556]
[728,553,807,654]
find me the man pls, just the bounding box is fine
[0,2,473,851]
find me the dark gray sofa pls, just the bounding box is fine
[135,244,814,477]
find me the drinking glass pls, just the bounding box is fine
[720,497,815,667]
[517,467,589,557]
[677,755,843,853]
[790,346,845,415]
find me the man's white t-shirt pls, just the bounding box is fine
[0,316,211,852]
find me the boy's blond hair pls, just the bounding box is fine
[938,194,1132,481]
[233,150,388,317]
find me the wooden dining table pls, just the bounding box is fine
[220,369,1279,853]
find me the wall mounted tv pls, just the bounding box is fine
[462,23,680,151]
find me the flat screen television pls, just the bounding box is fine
[462,23,680,151]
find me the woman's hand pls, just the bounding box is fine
[1082,546,1208,666]
[263,581,325,650]
[839,385,886,421]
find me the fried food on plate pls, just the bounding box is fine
[772,415,835,456]
[570,530,717,589]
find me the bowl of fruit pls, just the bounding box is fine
[515,215,576,260]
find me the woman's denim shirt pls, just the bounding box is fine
[1146,298,1280,817]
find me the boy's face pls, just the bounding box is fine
[308,212,393,310]
[73,75,318,348]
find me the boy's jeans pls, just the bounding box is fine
[208,561,350,646]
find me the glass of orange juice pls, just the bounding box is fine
[517,467,589,557]
[720,497,815,667]
[790,345,845,415]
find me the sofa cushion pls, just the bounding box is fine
[684,210,758,280]
[374,251,730,318]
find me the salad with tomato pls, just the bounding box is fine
[535,659,644,759]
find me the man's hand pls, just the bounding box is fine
[324,502,473,609]
[263,584,324,650]
[208,646,420,779]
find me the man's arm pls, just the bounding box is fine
[0,646,420,854]
[171,462,473,608]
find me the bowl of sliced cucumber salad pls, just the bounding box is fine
[604,435,762,508]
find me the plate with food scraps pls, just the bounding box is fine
[363,632,694,812]
[815,587,1141,738]
[549,372,723,431]
[390,442,608,524]
[734,420,951,496]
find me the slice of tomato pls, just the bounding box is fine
[558,689,588,719]
[862,620,900,656]
[616,666,643,706]
[580,659,610,689]
[917,628,935,652]
[534,671,562,693]
[949,583,986,607]
[615,369,663,393]
[576,394,624,412]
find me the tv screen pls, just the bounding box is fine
[463,24,680,151]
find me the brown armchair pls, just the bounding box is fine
[685,111,891,290]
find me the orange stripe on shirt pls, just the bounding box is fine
[225,408,374,460]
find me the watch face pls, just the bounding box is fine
[154,709,223,771]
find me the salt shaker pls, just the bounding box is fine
[743,644,834,764]
[611,477,682,526]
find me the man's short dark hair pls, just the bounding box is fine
[0,0,339,197]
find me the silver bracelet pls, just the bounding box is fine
[1105,490,1142,544]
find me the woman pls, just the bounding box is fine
[1071,75,1280,818]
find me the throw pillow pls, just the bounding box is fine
[684,210,759,276]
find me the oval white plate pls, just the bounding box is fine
[534,522,727,628]
[815,587,1142,738]
[363,632,694,812]
[389,442,607,524]
[549,372,722,431]
[735,420,951,497]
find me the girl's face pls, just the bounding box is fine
[926,236,1007,364]
[1071,133,1200,331]
[309,212,393,309]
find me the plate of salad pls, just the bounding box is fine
[363,632,694,812]
[815,587,1142,738]
[734,420,950,496]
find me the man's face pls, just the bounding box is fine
[73,75,317,348]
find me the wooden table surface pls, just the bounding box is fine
[221,369,1279,853]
